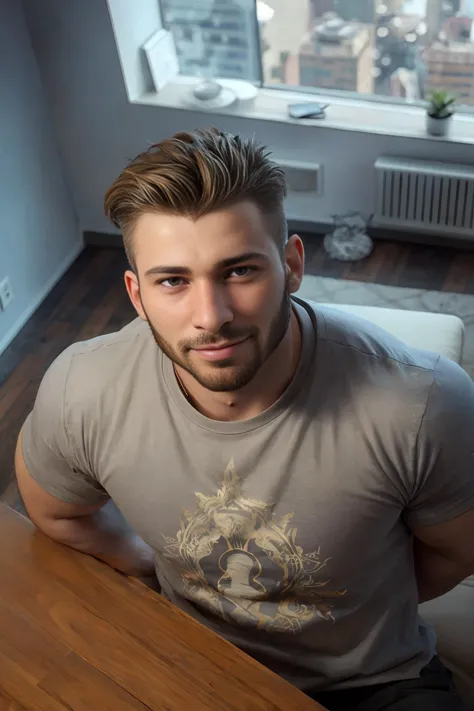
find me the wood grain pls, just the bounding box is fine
[0,690,29,711]
[0,597,147,711]
[0,503,323,711]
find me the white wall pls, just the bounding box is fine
[107,0,160,101]
[23,0,474,237]
[0,0,81,355]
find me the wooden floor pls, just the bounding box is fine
[2,235,474,510]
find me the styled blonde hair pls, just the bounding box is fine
[104,128,288,269]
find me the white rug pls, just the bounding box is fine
[298,275,474,378]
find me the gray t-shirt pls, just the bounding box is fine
[22,298,474,693]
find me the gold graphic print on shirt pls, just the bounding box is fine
[163,460,346,633]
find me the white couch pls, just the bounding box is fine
[327,304,473,709]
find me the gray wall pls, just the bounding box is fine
[0,0,81,355]
[24,0,474,235]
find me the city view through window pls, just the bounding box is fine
[160,0,474,107]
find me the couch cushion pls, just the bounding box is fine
[318,304,464,365]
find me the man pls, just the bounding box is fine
[16,128,474,710]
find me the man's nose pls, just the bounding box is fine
[191,281,233,333]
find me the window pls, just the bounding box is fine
[159,0,474,108]
[160,0,262,82]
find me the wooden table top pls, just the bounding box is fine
[0,503,324,710]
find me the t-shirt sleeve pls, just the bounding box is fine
[405,355,474,528]
[21,346,109,506]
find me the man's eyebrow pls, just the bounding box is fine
[144,265,191,277]
[217,252,270,269]
[144,252,269,277]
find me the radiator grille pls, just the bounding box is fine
[374,157,474,238]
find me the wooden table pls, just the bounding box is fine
[0,503,324,710]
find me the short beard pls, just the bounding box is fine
[142,286,292,393]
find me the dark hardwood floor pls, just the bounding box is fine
[2,234,474,511]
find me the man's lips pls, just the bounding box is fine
[192,337,248,352]
[191,337,249,361]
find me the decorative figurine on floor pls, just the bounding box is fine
[324,211,374,262]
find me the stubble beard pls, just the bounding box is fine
[142,287,292,393]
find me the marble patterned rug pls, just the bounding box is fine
[298,275,474,378]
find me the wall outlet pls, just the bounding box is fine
[0,277,14,311]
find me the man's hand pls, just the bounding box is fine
[31,497,156,579]
[412,508,474,603]
[85,513,156,578]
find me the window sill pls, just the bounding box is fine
[133,79,474,146]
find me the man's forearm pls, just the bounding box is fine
[414,538,473,603]
[41,501,156,578]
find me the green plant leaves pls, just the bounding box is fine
[427,89,456,119]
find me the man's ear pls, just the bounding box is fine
[284,234,305,294]
[124,270,147,321]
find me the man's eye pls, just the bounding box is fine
[159,277,185,288]
[228,266,255,278]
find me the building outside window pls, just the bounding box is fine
[160,0,474,107]
[160,0,262,82]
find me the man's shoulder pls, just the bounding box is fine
[300,298,441,376]
[48,318,153,400]
[65,317,149,359]
[298,298,445,428]
[60,317,148,365]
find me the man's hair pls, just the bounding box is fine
[104,128,288,270]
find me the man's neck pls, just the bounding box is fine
[175,310,302,422]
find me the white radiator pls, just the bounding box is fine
[374,157,474,239]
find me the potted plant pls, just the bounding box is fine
[426,89,456,137]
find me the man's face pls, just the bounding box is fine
[125,201,304,392]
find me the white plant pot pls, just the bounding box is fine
[426,114,453,137]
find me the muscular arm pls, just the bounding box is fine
[406,356,474,603]
[15,428,156,578]
[412,508,474,603]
